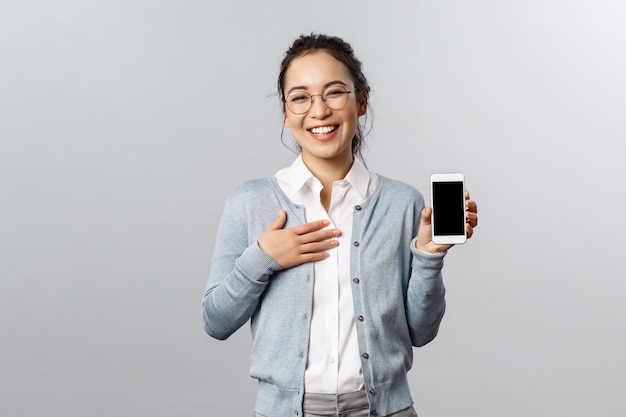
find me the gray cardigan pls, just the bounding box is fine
[202,175,446,417]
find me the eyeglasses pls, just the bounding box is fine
[283,86,358,115]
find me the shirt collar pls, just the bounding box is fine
[287,154,371,198]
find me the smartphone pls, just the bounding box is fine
[430,173,467,245]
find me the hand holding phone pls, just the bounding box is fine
[430,173,467,245]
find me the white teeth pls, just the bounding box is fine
[310,125,337,135]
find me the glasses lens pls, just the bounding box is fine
[323,87,350,110]
[285,87,352,114]
[286,91,311,114]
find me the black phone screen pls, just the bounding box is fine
[432,181,465,235]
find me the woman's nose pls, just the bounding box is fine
[308,94,332,118]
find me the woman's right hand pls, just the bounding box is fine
[257,210,340,269]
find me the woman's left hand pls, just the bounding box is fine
[415,190,478,254]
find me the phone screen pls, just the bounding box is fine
[432,181,465,236]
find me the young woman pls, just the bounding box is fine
[202,33,478,417]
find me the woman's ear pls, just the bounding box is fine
[358,90,369,116]
[282,103,290,128]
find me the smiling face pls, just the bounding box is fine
[283,50,367,170]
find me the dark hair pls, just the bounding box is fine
[278,33,372,160]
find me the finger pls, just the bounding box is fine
[465,199,478,214]
[465,189,471,200]
[267,210,288,231]
[303,227,341,244]
[301,238,339,254]
[421,207,432,226]
[465,211,478,228]
[293,218,332,235]
[297,251,331,264]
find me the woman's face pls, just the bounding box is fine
[283,51,367,168]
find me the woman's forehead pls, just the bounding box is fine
[284,51,352,90]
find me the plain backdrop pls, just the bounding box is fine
[1,1,625,416]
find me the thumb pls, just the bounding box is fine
[421,207,432,226]
[268,209,287,230]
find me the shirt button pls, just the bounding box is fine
[353,277,360,284]
[371,411,377,415]
[353,241,360,247]
[358,315,364,321]
[362,353,369,359]
[355,205,361,211]
[369,388,375,395]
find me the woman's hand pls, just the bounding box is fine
[258,210,341,269]
[415,190,479,254]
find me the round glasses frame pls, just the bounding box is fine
[283,86,359,115]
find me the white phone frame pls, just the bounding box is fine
[430,173,467,245]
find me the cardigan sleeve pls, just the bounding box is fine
[201,188,282,340]
[405,242,447,347]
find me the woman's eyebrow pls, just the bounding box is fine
[287,85,309,94]
[286,80,347,95]
[323,80,347,88]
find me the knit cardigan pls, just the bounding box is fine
[202,175,446,417]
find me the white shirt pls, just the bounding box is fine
[275,155,378,394]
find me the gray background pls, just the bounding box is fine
[1,1,625,416]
